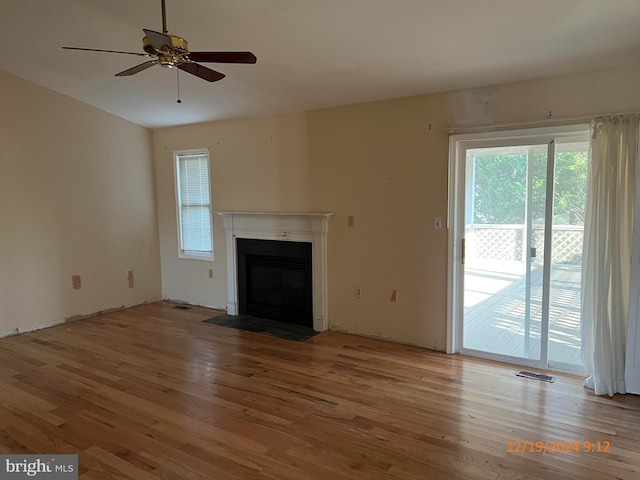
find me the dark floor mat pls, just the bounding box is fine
[202,314,319,342]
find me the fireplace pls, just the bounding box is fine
[237,239,312,327]
[217,212,333,331]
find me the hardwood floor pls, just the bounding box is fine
[1,302,639,479]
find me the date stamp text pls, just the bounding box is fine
[507,440,610,454]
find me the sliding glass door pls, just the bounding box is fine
[449,126,589,372]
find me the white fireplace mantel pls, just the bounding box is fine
[217,211,334,331]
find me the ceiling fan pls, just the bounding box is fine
[62,0,256,84]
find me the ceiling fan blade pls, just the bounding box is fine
[143,28,173,51]
[187,51,257,64]
[178,62,225,82]
[62,46,150,57]
[115,60,158,77]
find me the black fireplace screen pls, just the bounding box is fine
[237,239,312,327]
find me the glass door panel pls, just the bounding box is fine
[547,139,589,369]
[462,144,548,362]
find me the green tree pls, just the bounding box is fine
[553,151,588,225]
[471,149,588,226]
[473,153,527,224]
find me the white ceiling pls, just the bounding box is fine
[1,0,640,128]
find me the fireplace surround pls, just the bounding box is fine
[217,212,333,331]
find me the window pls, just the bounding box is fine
[174,149,213,260]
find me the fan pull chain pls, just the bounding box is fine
[176,67,182,104]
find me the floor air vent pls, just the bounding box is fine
[173,305,192,310]
[516,370,555,383]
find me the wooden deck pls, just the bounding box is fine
[0,302,639,479]
[464,263,583,368]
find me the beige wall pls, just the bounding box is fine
[0,71,161,335]
[153,64,640,350]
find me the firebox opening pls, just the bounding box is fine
[237,238,313,327]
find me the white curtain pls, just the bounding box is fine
[582,115,640,396]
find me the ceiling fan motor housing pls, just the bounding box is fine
[142,34,188,54]
[143,34,189,68]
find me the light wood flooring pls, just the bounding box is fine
[1,302,639,479]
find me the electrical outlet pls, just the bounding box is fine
[348,215,355,227]
[127,270,134,288]
[71,275,81,290]
[355,287,363,298]
[208,268,213,278]
[434,217,443,230]
[391,290,398,303]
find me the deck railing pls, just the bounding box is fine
[465,224,583,266]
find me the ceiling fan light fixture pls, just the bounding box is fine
[158,56,177,68]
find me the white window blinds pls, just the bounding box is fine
[175,150,212,258]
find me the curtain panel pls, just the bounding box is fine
[582,115,640,396]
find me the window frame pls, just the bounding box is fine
[173,148,214,261]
